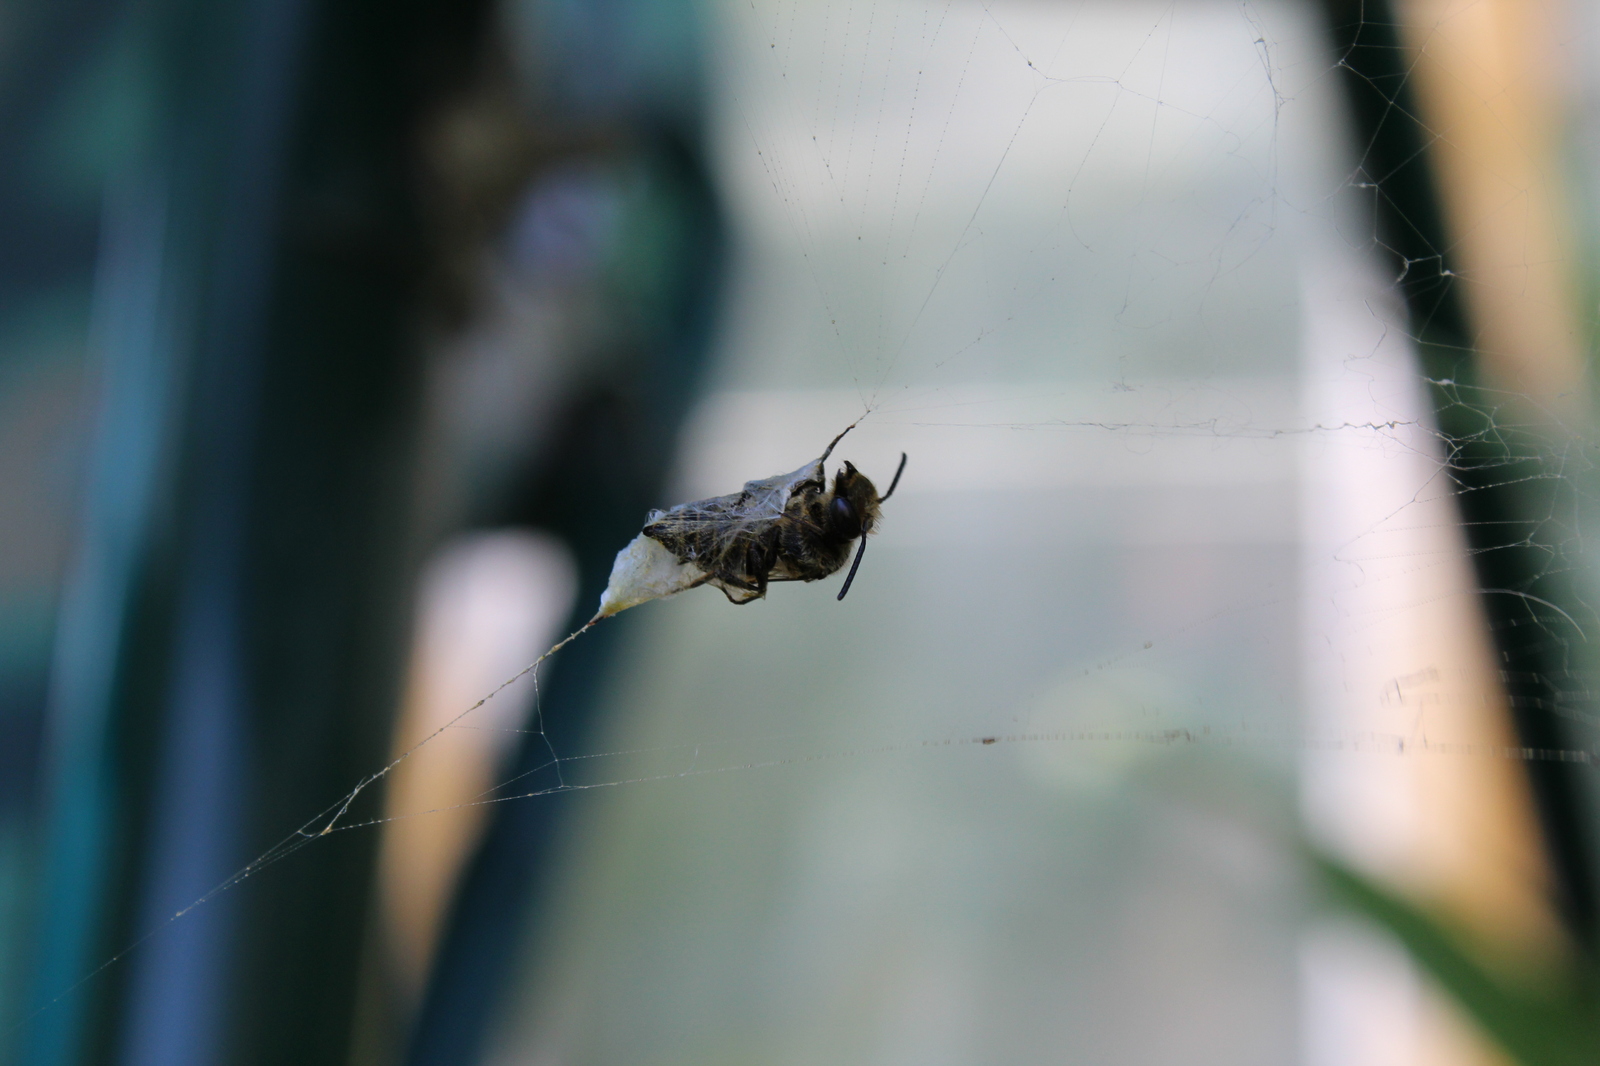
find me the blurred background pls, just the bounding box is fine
[4,0,1600,1064]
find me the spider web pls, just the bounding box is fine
[39,2,1600,1064]
[466,3,1597,1064]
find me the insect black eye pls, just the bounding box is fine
[830,495,858,532]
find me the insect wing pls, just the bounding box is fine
[645,456,824,553]
[733,456,825,520]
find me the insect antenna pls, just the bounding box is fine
[881,452,908,502]
[837,535,869,601]
[837,453,904,602]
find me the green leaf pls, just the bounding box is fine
[1314,854,1600,1066]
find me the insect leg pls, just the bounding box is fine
[714,571,761,593]
[747,534,781,598]
[719,585,763,605]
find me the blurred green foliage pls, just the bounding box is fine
[1317,853,1600,1066]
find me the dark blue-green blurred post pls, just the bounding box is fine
[21,0,494,1064]
[0,0,133,1060]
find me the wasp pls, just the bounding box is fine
[641,426,906,604]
